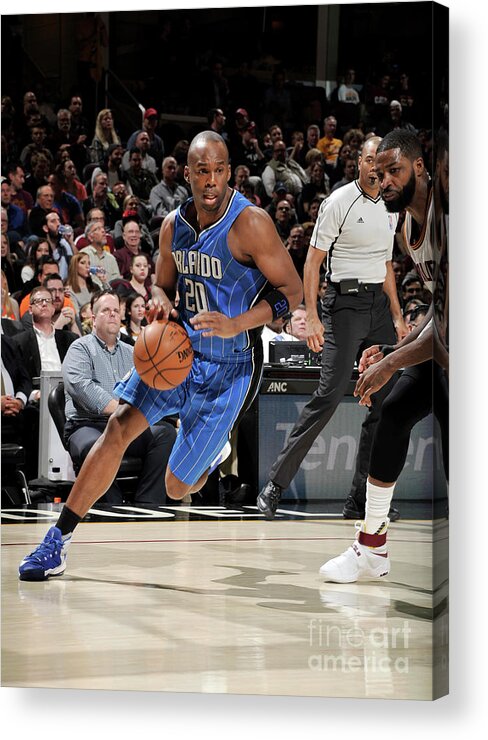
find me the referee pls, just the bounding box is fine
[257,136,408,520]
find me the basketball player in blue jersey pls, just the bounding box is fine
[320,130,449,583]
[19,131,303,581]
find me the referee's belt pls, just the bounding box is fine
[330,280,384,295]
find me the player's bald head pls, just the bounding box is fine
[188,131,229,165]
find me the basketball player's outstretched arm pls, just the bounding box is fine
[147,212,179,322]
[191,207,303,338]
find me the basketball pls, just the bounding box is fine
[134,320,193,390]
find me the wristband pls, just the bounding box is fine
[263,289,290,320]
[379,344,395,356]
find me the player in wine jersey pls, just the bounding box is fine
[320,129,449,583]
[19,131,303,581]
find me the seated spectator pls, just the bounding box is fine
[20,236,52,283]
[291,124,321,169]
[120,292,147,344]
[317,116,343,169]
[59,159,88,204]
[126,108,165,168]
[232,164,251,190]
[20,126,53,173]
[1,177,28,240]
[82,171,120,230]
[262,316,296,363]
[79,302,93,335]
[89,109,122,165]
[262,139,308,199]
[264,180,291,220]
[14,285,78,400]
[111,181,130,211]
[330,157,358,193]
[230,120,266,178]
[115,220,154,287]
[18,255,59,305]
[171,139,191,191]
[47,170,85,232]
[337,68,361,105]
[378,99,418,137]
[74,208,115,253]
[68,95,89,141]
[112,252,152,303]
[328,142,354,188]
[48,108,88,177]
[1,269,20,321]
[342,128,365,156]
[401,271,428,308]
[100,144,126,190]
[299,160,330,219]
[273,199,295,243]
[79,221,121,285]
[5,162,34,217]
[283,304,308,341]
[62,289,176,505]
[66,252,105,314]
[28,184,55,236]
[20,271,80,336]
[122,147,158,202]
[1,332,37,479]
[1,232,23,293]
[121,134,158,177]
[38,210,76,281]
[113,201,153,254]
[149,156,188,220]
[285,225,308,278]
[404,302,430,332]
[238,179,261,207]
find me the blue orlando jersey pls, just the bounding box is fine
[172,189,268,360]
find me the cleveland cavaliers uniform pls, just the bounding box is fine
[115,190,267,485]
[369,185,448,485]
[402,185,435,293]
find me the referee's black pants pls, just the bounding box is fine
[269,285,397,494]
[369,359,449,483]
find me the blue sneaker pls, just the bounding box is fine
[19,526,71,581]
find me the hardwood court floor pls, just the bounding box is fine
[1,510,448,700]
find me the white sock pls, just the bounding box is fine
[364,481,396,538]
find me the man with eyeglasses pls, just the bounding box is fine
[56,290,176,506]
[11,286,78,478]
[43,274,81,336]
[14,286,78,397]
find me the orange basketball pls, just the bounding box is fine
[134,320,193,390]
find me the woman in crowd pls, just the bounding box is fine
[89,109,121,165]
[113,252,152,303]
[1,269,20,320]
[65,252,102,314]
[120,292,147,344]
[1,233,22,293]
[300,160,330,219]
[20,236,52,283]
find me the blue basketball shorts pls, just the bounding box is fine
[114,351,262,486]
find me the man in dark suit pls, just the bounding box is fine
[14,286,78,393]
[1,330,34,474]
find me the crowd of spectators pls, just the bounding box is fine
[1,63,433,496]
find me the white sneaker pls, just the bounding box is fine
[208,441,232,474]
[319,525,390,583]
